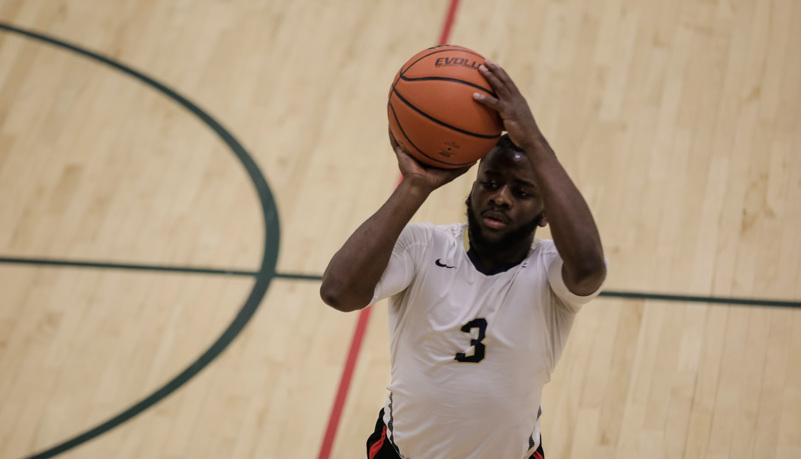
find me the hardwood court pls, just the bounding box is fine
[0,0,799,458]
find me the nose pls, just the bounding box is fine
[488,185,511,208]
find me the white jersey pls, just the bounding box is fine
[370,223,604,459]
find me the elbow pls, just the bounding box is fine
[319,280,368,313]
[578,245,606,279]
[576,255,606,292]
[582,256,607,279]
[565,256,607,295]
[576,254,607,282]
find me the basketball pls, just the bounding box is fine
[387,45,504,169]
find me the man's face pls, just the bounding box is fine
[466,148,546,251]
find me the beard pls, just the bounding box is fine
[465,194,543,252]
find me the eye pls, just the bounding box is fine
[481,180,499,190]
[515,189,534,199]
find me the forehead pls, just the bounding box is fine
[477,148,536,184]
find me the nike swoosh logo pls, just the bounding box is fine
[435,259,455,269]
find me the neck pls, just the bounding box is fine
[467,228,534,274]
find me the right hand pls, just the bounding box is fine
[473,60,545,152]
[389,128,473,192]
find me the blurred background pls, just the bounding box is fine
[0,0,799,457]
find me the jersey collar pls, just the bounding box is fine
[463,225,533,276]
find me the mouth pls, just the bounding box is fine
[481,210,508,230]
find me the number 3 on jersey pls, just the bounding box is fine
[454,318,487,363]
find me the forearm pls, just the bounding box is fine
[523,137,606,291]
[320,179,431,311]
[471,59,605,292]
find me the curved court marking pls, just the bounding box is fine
[2,11,800,459]
[0,22,280,459]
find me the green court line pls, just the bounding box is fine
[0,21,280,459]
[598,290,801,309]
[1,255,798,309]
[1,16,799,459]
[0,256,258,276]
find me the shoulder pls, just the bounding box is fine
[530,238,558,259]
[398,222,434,246]
[394,223,445,255]
[394,223,463,261]
[400,222,462,243]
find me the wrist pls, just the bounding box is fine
[518,134,551,155]
[398,175,435,199]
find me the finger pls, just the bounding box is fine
[389,128,409,155]
[396,149,427,175]
[483,59,521,95]
[451,163,475,177]
[478,63,508,97]
[393,141,420,163]
[472,92,502,111]
[430,162,474,185]
[444,163,476,182]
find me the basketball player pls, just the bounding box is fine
[320,59,607,459]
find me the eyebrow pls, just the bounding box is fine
[482,170,537,189]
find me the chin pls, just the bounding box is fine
[478,225,507,240]
[472,225,508,248]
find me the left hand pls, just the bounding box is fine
[389,128,472,193]
[473,60,545,151]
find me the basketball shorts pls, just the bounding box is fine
[366,409,546,459]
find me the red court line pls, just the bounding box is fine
[316,1,462,458]
[438,0,461,47]
[317,308,372,459]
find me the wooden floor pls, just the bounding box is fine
[1,0,800,457]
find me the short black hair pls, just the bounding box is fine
[496,133,524,153]
[479,133,524,165]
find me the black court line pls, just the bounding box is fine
[0,256,320,281]
[598,290,801,309]
[1,255,799,309]
[0,22,280,459]
[0,256,259,277]
[2,17,800,459]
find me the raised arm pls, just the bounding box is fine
[474,60,606,296]
[320,132,471,312]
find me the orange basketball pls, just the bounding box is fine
[387,45,503,169]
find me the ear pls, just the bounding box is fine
[538,212,549,227]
